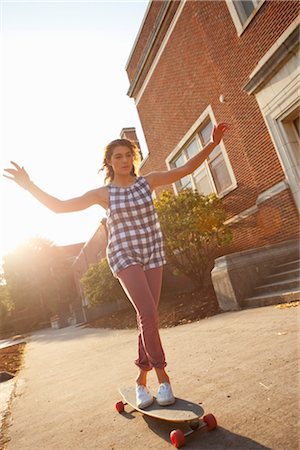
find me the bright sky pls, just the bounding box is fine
[0,0,149,268]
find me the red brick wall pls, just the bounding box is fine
[120,128,138,142]
[221,188,300,256]
[127,0,299,248]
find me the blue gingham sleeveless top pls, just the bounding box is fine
[106,176,166,278]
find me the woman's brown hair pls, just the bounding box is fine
[100,139,141,185]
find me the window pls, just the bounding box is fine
[171,152,193,191]
[233,0,258,24]
[293,116,300,138]
[169,119,236,197]
[281,108,300,171]
[226,0,266,35]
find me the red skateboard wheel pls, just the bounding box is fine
[203,413,217,431]
[170,429,185,448]
[115,401,124,413]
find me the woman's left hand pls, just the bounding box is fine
[212,122,230,145]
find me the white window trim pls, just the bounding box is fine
[193,135,216,194]
[213,141,238,198]
[166,105,214,163]
[226,0,267,36]
[170,145,195,193]
[277,102,300,172]
[170,135,215,195]
[245,17,300,93]
[165,105,237,198]
[252,30,300,214]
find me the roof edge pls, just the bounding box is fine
[125,1,153,71]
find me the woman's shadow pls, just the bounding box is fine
[143,415,272,450]
[120,396,272,449]
[141,414,272,450]
[115,410,272,450]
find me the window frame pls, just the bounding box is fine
[278,102,300,180]
[166,112,237,198]
[226,0,267,36]
[170,134,216,195]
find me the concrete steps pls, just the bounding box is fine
[271,259,299,274]
[266,267,299,283]
[242,258,300,309]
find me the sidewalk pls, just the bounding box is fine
[2,305,299,450]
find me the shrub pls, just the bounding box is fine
[80,258,127,307]
[154,189,233,289]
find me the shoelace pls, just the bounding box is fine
[160,384,169,391]
[137,386,149,394]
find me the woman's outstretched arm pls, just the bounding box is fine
[3,162,107,213]
[145,122,230,190]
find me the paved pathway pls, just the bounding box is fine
[2,305,299,449]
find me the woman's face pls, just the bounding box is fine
[109,146,134,175]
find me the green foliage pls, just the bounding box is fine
[154,189,233,289]
[80,258,127,307]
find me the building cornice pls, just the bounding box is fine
[244,18,299,95]
[125,1,153,71]
[127,0,180,98]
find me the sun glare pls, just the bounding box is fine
[0,2,149,271]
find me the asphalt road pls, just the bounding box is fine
[3,304,299,450]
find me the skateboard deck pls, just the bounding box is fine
[118,386,204,422]
[116,386,217,448]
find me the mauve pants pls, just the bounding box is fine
[117,264,166,371]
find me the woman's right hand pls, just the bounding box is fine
[3,161,32,190]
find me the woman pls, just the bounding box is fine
[3,122,229,409]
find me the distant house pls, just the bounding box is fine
[60,243,85,262]
[125,0,300,309]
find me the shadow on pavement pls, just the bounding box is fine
[142,415,272,449]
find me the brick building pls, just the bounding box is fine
[126,0,300,309]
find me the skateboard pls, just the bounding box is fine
[115,386,217,448]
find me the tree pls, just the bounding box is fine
[80,258,127,307]
[0,275,14,335]
[3,236,77,331]
[154,189,233,290]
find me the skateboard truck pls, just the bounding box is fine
[115,394,217,449]
[169,413,218,448]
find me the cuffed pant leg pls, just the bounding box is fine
[117,264,166,370]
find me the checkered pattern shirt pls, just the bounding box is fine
[106,176,166,277]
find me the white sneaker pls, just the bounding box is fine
[156,382,175,406]
[135,385,153,409]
